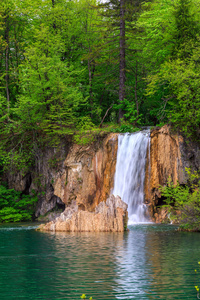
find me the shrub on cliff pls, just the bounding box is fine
[161,168,200,231]
[0,185,38,223]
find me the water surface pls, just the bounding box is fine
[0,223,199,299]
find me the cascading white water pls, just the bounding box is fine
[113,130,150,224]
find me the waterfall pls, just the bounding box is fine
[113,130,150,224]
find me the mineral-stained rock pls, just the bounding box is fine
[37,195,128,232]
[5,125,200,224]
[145,125,200,220]
[5,133,118,218]
[145,125,183,212]
[52,133,118,212]
[154,207,170,224]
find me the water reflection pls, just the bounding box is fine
[0,224,200,299]
[144,226,199,299]
[114,230,149,299]
[51,232,125,299]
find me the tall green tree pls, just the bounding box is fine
[139,0,200,133]
[97,0,149,123]
[173,0,199,58]
[0,0,87,171]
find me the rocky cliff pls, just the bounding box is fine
[7,133,118,219]
[5,126,200,225]
[52,133,118,213]
[145,125,200,222]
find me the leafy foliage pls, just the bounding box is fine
[161,168,200,231]
[0,185,38,223]
[0,0,199,172]
[111,123,140,133]
[141,0,200,137]
[114,99,142,126]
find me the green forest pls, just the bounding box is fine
[0,0,200,172]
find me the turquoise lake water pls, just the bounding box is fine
[0,223,199,300]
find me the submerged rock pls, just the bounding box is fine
[37,195,128,232]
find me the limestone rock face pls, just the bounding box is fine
[52,133,118,212]
[153,208,170,224]
[38,195,128,232]
[6,133,118,217]
[145,126,183,207]
[145,125,200,221]
[6,125,200,223]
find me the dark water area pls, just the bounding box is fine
[0,223,199,300]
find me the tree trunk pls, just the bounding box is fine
[5,15,10,118]
[118,0,126,122]
[99,104,113,128]
[135,60,139,117]
[88,54,94,117]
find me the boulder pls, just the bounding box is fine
[37,195,128,232]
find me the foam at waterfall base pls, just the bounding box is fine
[128,218,154,225]
[128,212,154,225]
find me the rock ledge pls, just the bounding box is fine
[37,195,128,232]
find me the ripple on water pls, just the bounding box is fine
[0,223,199,300]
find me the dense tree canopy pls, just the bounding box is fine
[0,0,199,171]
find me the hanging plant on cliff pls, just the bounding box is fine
[161,168,200,231]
